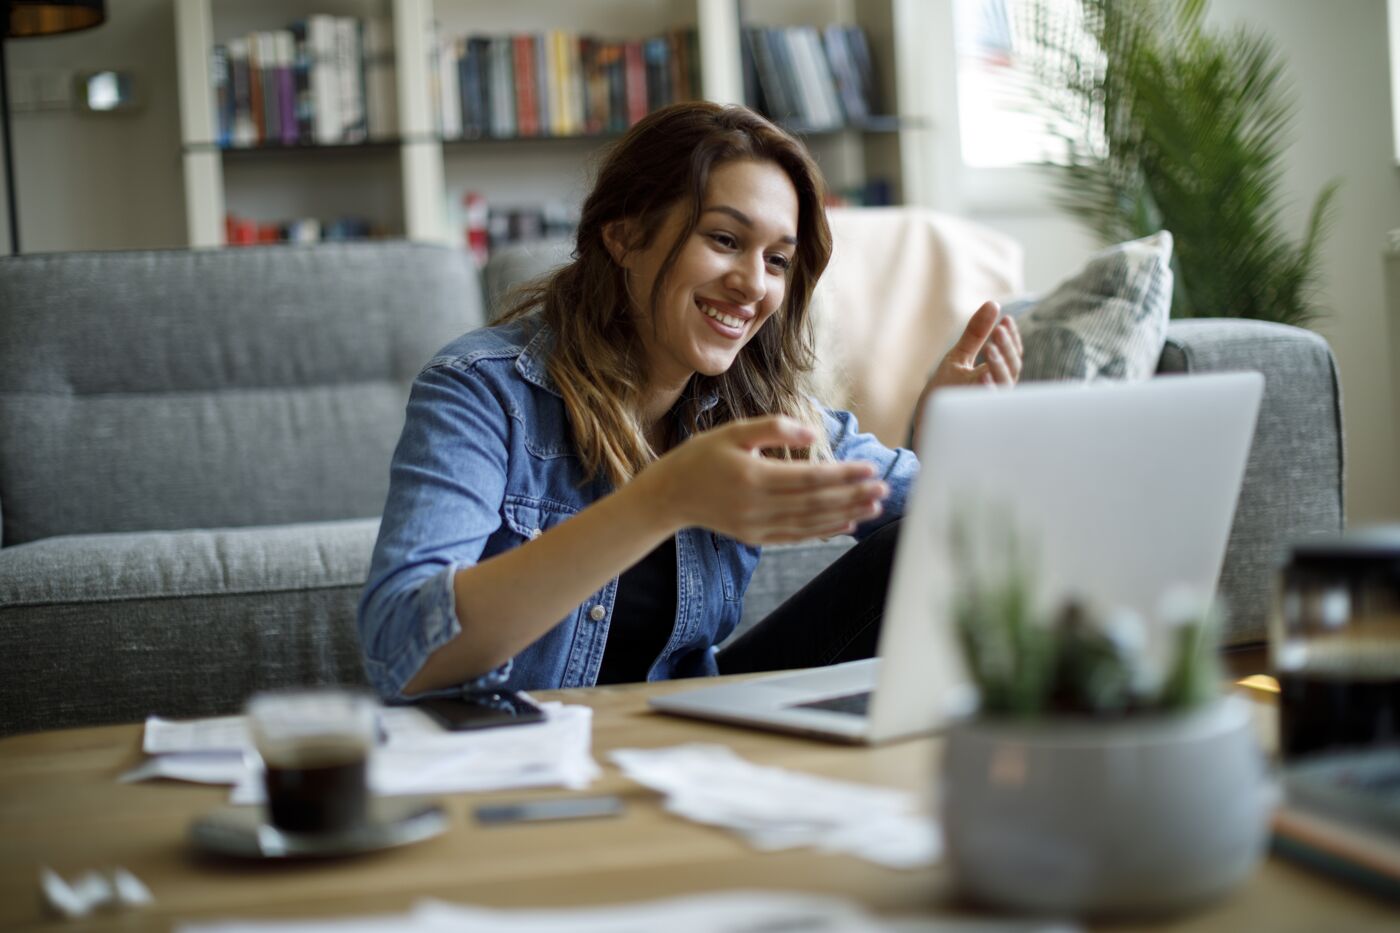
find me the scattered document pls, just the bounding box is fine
[610,744,941,869]
[177,891,887,933]
[175,893,1080,933]
[126,704,599,801]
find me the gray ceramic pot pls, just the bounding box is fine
[941,696,1276,917]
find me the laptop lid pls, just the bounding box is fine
[866,371,1263,742]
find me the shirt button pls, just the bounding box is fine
[588,605,606,622]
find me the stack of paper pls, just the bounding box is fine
[122,703,599,800]
[610,744,940,869]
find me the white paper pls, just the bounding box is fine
[118,751,248,786]
[229,703,598,803]
[143,714,250,754]
[175,892,888,933]
[610,744,941,870]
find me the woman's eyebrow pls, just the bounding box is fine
[702,205,798,246]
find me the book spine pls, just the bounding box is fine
[846,26,881,115]
[211,44,231,147]
[438,34,461,139]
[643,37,665,111]
[623,40,647,125]
[534,34,550,137]
[276,31,298,145]
[822,25,866,124]
[339,17,366,142]
[246,33,265,143]
[309,15,339,144]
[548,31,568,136]
[514,35,538,137]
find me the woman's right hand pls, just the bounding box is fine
[634,416,889,545]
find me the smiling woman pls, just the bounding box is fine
[356,102,1021,698]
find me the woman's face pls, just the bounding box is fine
[614,158,800,393]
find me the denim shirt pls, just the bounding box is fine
[357,316,919,700]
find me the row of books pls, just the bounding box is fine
[743,25,882,130]
[225,214,381,245]
[430,28,700,140]
[212,16,396,148]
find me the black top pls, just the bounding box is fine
[596,536,678,685]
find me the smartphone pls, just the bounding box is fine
[475,795,624,826]
[413,690,546,732]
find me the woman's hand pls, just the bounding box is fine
[928,300,1023,391]
[635,416,888,546]
[911,301,1022,450]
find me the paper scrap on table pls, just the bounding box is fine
[610,743,941,869]
[127,703,599,800]
[176,891,888,932]
[175,892,1080,933]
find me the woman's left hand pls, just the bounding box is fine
[927,300,1022,392]
[911,300,1022,448]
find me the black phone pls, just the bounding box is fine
[412,690,546,732]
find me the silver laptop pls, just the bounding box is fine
[650,372,1264,744]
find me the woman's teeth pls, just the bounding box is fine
[698,301,743,328]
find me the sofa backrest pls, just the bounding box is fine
[0,243,484,546]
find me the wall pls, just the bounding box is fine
[1,0,185,253]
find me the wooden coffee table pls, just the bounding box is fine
[0,675,1391,931]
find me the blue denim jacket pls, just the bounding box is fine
[357,316,919,700]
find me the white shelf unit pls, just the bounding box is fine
[174,0,930,248]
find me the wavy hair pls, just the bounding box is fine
[500,102,833,487]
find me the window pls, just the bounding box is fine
[953,0,1100,169]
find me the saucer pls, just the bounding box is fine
[189,796,448,858]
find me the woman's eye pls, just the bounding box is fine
[709,233,738,249]
[767,254,792,272]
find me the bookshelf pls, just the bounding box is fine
[173,0,931,249]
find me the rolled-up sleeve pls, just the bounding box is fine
[823,407,920,540]
[357,361,514,699]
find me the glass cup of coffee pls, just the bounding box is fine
[1270,527,1400,760]
[245,688,379,835]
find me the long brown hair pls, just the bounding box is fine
[501,102,833,487]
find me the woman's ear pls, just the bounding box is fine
[602,219,633,267]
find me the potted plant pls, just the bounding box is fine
[939,533,1277,916]
[1024,0,1338,327]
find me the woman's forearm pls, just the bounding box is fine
[403,475,679,695]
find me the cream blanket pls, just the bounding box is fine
[807,207,1024,447]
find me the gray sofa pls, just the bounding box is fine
[0,242,1343,735]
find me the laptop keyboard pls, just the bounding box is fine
[791,691,871,716]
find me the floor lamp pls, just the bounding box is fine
[2,0,106,255]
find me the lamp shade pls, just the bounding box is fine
[7,0,106,39]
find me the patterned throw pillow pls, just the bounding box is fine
[1012,231,1174,382]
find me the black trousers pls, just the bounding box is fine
[716,518,902,675]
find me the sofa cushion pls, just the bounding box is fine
[0,519,378,735]
[1015,231,1174,382]
[0,243,484,545]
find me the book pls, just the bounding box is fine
[623,40,647,126]
[1272,750,1400,900]
[307,15,340,144]
[275,31,298,145]
[514,35,539,137]
[337,17,366,142]
[363,18,397,140]
[823,24,869,124]
[211,44,232,147]
[438,34,462,139]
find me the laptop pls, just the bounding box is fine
[650,372,1264,744]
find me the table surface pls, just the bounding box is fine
[1,674,1393,933]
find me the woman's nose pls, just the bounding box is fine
[725,253,766,302]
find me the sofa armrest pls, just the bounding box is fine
[1158,319,1345,645]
